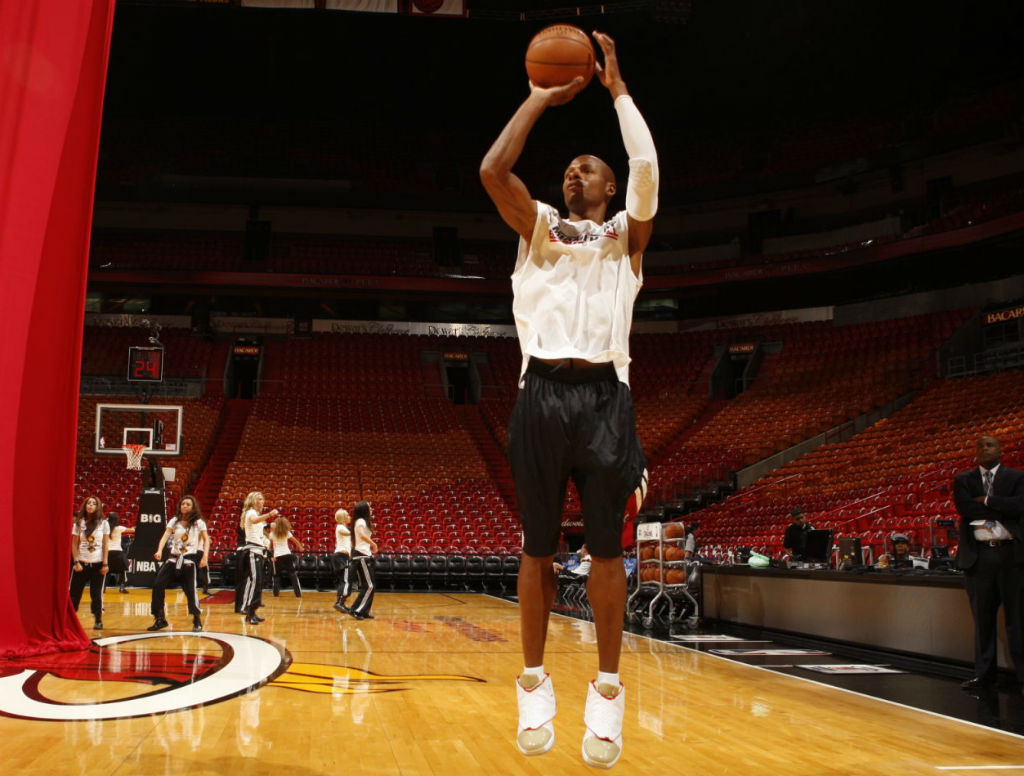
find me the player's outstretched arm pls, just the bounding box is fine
[480,79,584,240]
[594,31,657,262]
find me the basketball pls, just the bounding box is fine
[665,546,686,562]
[525,24,595,89]
[666,569,688,585]
[663,522,685,539]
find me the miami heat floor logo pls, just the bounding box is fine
[0,632,483,721]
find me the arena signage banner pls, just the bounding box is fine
[210,316,295,334]
[312,319,516,338]
[85,313,190,329]
[983,305,1024,325]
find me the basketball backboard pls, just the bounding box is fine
[94,403,183,457]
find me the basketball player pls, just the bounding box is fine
[237,491,278,625]
[332,508,354,613]
[70,495,111,630]
[106,512,135,593]
[480,30,656,768]
[348,501,379,620]
[147,494,209,632]
[269,516,304,597]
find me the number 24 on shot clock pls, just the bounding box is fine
[127,346,164,382]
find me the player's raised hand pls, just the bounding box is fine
[593,31,628,98]
[529,76,585,106]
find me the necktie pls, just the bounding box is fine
[984,470,995,531]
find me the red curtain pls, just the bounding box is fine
[0,0,116,657]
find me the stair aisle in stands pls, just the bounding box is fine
[650,399,727,463]
[194,398,252,507]
[454,404,518,514]
[204,340,232,396]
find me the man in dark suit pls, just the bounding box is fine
[953,435,1024,693]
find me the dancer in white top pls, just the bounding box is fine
[269,516,304,597]
[106,512,135,593]
[70,495,111,630]
[332,508,354,613]
[480,30,656,769]
[147,494,209,632]
[236,491,278,625]
[348,501,378,620]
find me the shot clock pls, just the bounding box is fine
[127,346,165,382]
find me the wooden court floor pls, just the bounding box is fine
[2,590,1023,776]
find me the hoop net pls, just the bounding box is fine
[122,443,146,470]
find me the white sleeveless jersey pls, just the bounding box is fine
[335,524,352,555]
[511,203,641,385]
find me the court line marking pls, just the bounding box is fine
[663,638,1024,749]
[935,767,1024,771]
[482,595,1024,743]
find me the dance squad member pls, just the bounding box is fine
[237,491,278,625]
[348,501,378,620]
[197,519,213,596]
[106,511,135,593]
[147,494,209,632]
[70,495,110,630]
[332,508,353,613]
[269,516,304,597]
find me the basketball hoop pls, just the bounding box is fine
[122,443,146,470]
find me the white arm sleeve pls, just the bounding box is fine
[614,94,659,222]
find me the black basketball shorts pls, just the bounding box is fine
[507,358,646,559]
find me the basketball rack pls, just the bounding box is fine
[627,522,701,630]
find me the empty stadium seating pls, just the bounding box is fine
[687,367,1024,562]
[72,310,1024,585]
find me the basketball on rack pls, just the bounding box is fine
[663,522,685,539]
[666,569,688,585]
[664,546,686,562]
[525,24,595,89]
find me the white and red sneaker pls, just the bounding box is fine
[581,681,624,768]
[515,673,556,756]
